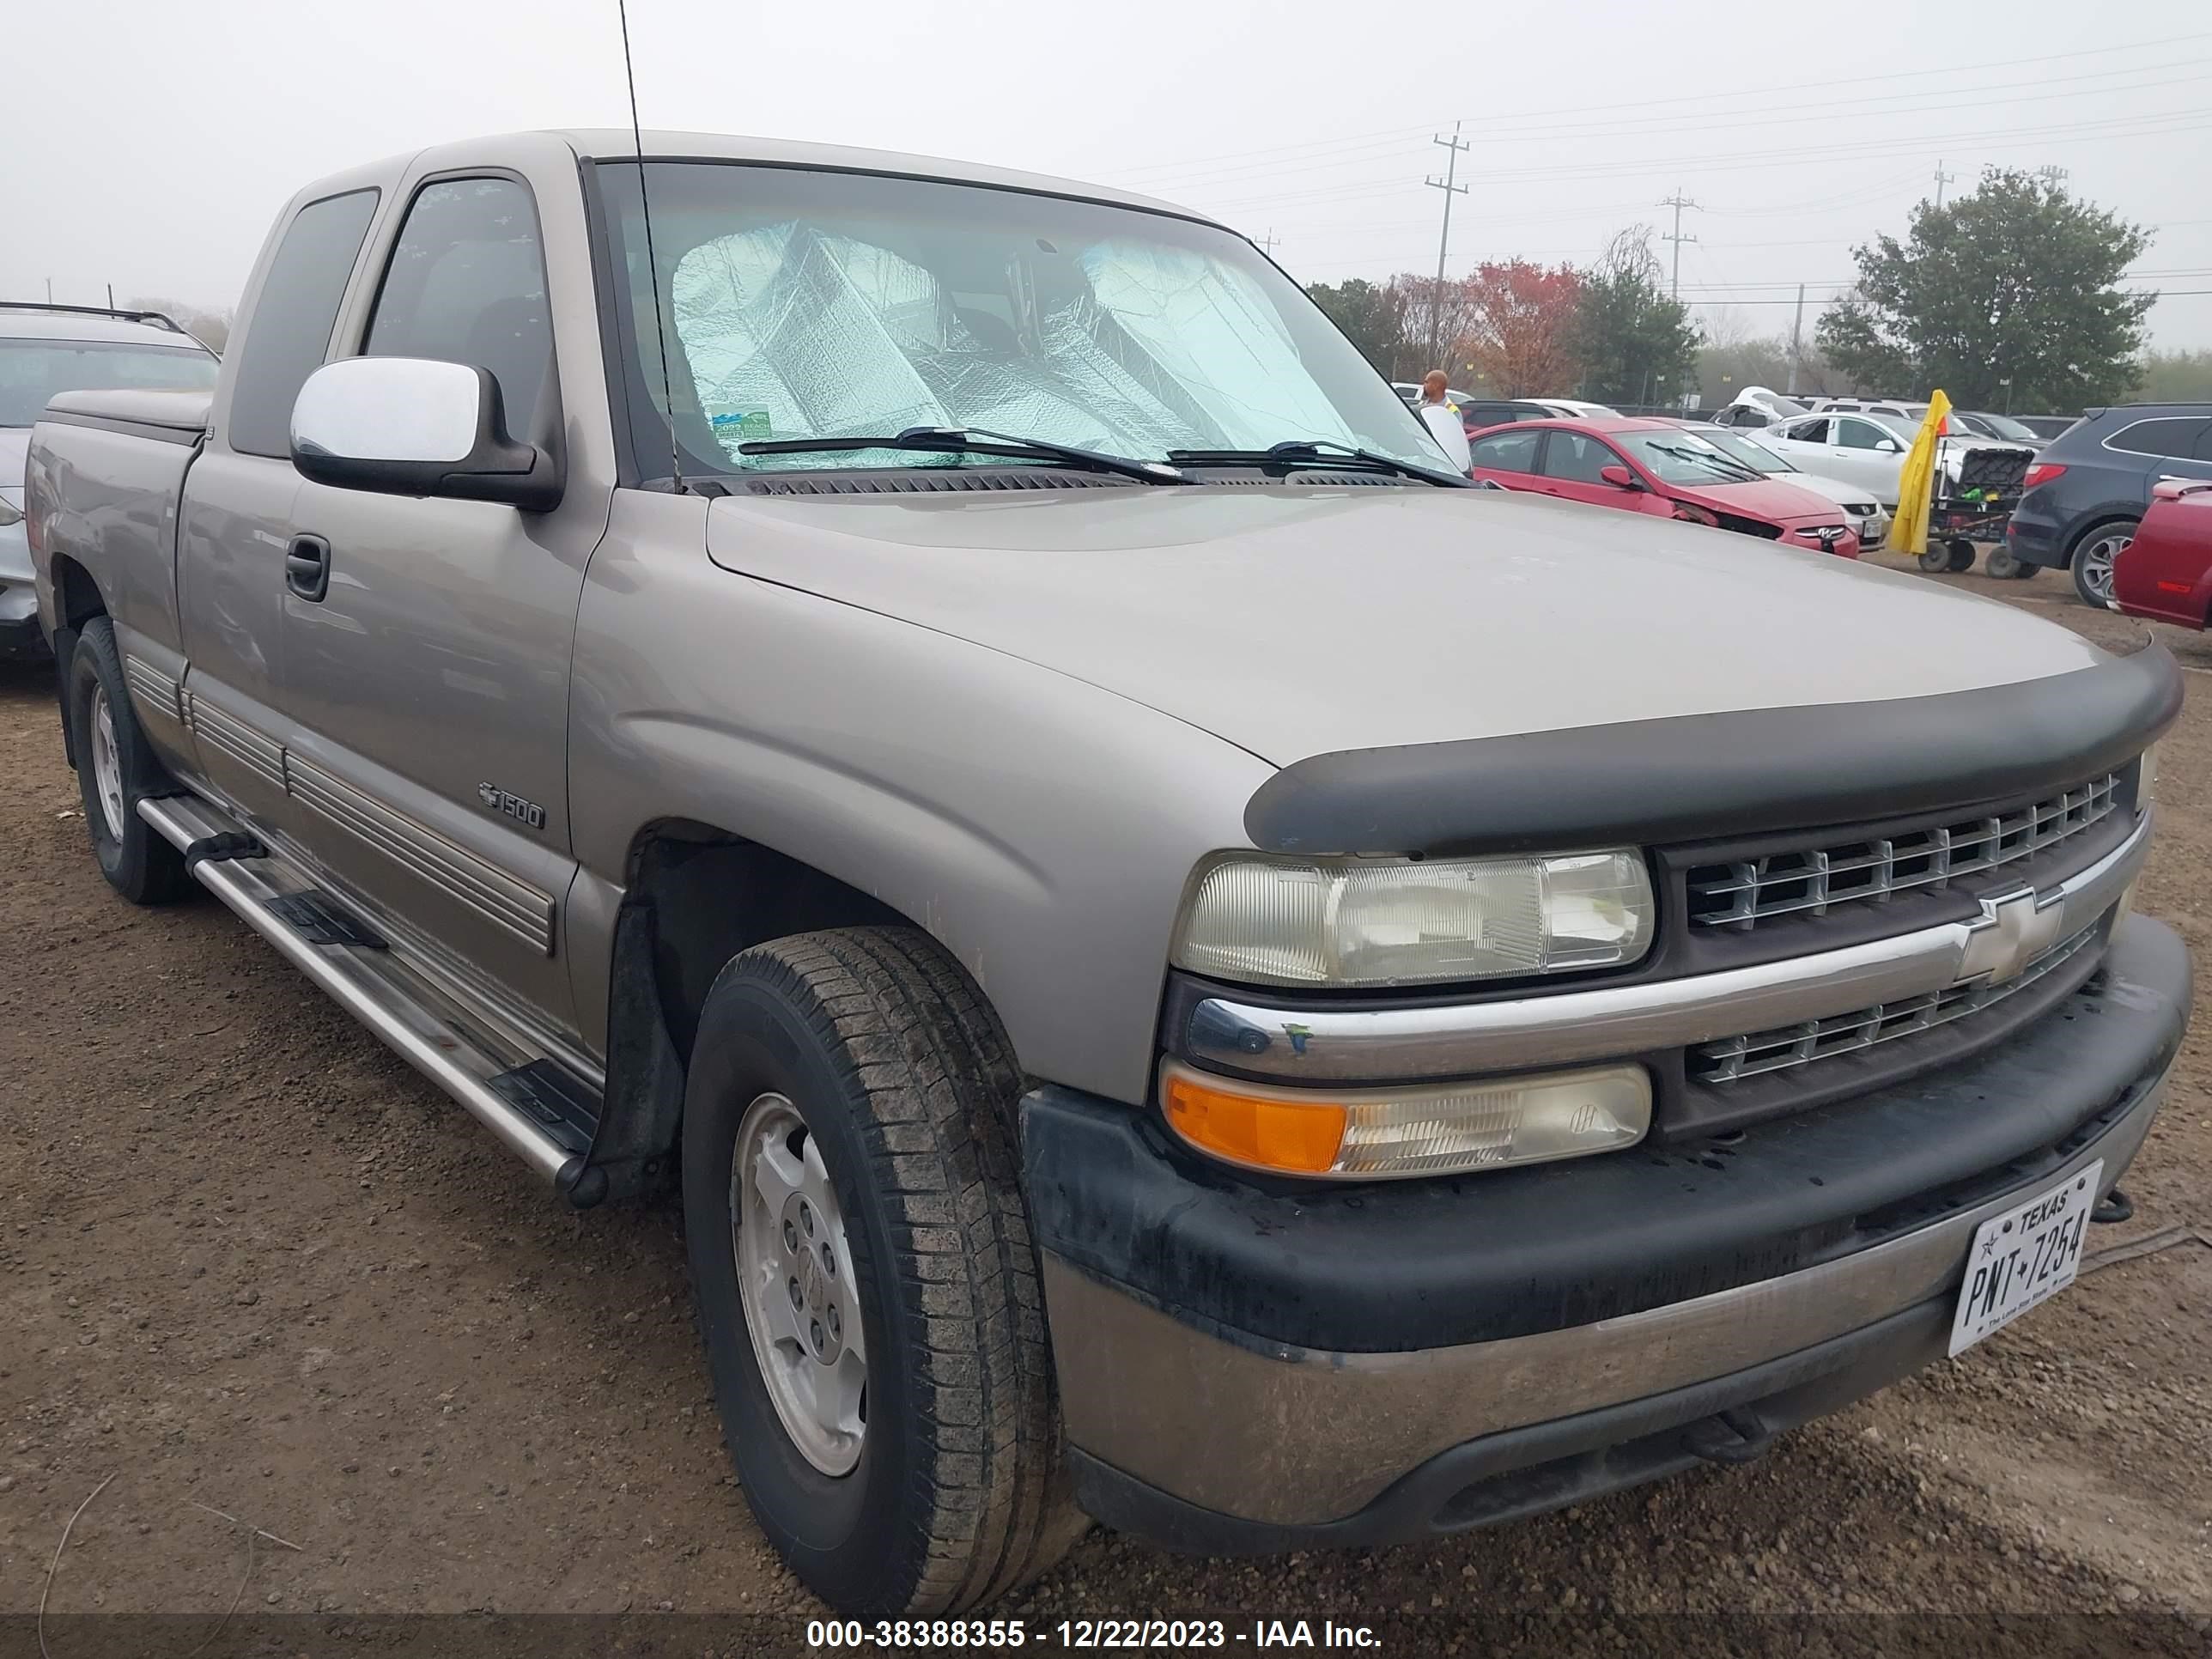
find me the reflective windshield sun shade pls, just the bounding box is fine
[599,161,1439,477]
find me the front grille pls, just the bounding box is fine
[1687,773,2121,930]
[1689,925,2099,1085]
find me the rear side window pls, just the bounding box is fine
[2107,416,2211,460]
[365,177,555,441]
[1470,429,1540,472]
[226,189,380,457]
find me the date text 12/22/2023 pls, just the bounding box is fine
[803,1619,1385,1648]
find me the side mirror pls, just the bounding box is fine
[290,356,563,511]
[1878,437,1903,454]
[1599,464,1640,489]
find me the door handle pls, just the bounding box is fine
[286,533,331,602]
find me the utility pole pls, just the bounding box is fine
[1425,123,1470,366]
[1786,283,1806,397]
[46,276,53,304]
[1255,228,1280,258]
[1933,159,1957,209]
[2035,164,2070,191]
[1659,189,1698,300]
[106,283,115,310]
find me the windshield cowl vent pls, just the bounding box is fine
[738,470,1134,496]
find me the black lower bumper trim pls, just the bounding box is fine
[1070,1293,1950,1554]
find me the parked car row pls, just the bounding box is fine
[1390,384,1620,438]
[1465,416,1862,556]
[2004,403,2212,608]
[0,303,221,658]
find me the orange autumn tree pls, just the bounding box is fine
[1464,260,1585,396]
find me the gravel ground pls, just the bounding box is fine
[3,554,2210,1657]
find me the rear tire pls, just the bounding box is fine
[64,617,193,905]
[1984,548,2034,580]
[2069,520,2136,610]
[682,927,1085,1616]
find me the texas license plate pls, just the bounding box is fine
[1948,1160,2102,1357]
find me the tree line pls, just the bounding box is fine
[1308,168,2190,416]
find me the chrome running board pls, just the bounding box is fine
[138,793,592,1188]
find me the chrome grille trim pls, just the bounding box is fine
[1690,926,2100,1085]
[1687,774,2122,928]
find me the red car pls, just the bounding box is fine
[2114,478,2212,628]
[1467,416,1863,557]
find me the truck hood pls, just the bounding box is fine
[704,483,2105,766]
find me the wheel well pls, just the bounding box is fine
[627,821,910,1062]
[583,821,914,1206]
[2063,514,2140,567]
[50,554,106,629]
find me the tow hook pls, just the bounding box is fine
[2092,1187,2135,1224]
[1683,1406,1777,1466]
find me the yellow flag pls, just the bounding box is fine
[1889,389,1954,557]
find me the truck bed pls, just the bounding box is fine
[27,386,212,656]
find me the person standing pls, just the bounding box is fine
[1415,369,1472,472]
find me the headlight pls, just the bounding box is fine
[1171,850,1654,988]
[1161,1059,1651,1179]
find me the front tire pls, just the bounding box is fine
[683,927,1084,1616]
[2070,520,2136,610]
[64,616,193,905]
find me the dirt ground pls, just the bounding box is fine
[3,553,2211,1657]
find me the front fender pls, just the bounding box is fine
[567,492,1273,1107]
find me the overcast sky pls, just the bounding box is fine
[6,0,2209,350]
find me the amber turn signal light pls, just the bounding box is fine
[1161,1066,1347,1176]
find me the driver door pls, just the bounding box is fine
[1830,416,1907,498]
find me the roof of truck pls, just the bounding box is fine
[0,310,213,349]
[549,128,1207,224]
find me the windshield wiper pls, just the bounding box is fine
[1166,439,1472,488]
[736,426,1185,485]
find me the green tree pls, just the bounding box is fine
[2137,348,2212,403]
[1568,228,1701,408]
[1814,169,2151,409]
[1304,278,1411,380]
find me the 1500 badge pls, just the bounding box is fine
[477,783,547,831]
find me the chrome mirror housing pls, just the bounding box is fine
[290,356,562,510]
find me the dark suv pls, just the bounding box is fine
[2005,404,2212,607]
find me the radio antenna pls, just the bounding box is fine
[617,0,684,493]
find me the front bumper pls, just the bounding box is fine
[1027,914,2187,1549]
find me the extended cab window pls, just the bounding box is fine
[1836,418,1892,451]
[1782,417,1831,444]
[365,178,554,441]
[227,189,379,457]
[1468,429,1540,472]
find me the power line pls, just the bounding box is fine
[1103,29,2212,184]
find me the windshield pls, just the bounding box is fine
[1964,411,2039,442]
[1618,428,1764,486]
[596,161,1443,477]
[0,338,218,426]
[1692,426,1790,474]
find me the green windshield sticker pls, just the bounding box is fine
[708,406,774,443]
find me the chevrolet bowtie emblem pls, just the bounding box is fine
[1957,887,2065,986]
